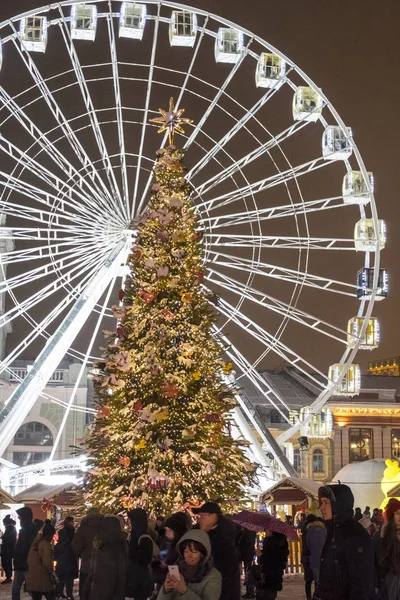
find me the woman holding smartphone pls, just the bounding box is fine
[157,530,221,600]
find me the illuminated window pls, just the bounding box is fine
[14,422,53,446]
[313,449,324,473]
[392,429,400,459]
[349,428,372,462]
[293,448,301,474]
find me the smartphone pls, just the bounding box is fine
[168,565,181,581]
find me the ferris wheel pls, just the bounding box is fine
[0,0,387,480]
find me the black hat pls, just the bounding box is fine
[192,502,222,518]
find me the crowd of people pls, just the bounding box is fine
[0,489,399,600]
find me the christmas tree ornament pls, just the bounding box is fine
[157,266,169,277]
[193,230,204,241]
[163,382,179,398]
[192,371,201,381]
[162,309,174,321]
[204,413,220,423]
[150,97,194,145]
[139,290,157,304]
[222,362,233,374]
[169,196,183,208]
[181,292,193,303]
[132,248,142,261]
[156,230,169,242]
[96,405,110,418]
[119,456,131,467]
[133,400,143,412]
[144,258,156,268]
[134,439,147,451]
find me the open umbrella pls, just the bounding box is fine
[232,510,298,540]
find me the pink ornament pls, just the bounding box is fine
[157,266,169,277]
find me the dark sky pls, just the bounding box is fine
[0,0,399,374]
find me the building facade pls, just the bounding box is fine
[0,360,93,467]
[328,379,400,476]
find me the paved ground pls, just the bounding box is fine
[0,574,304,600]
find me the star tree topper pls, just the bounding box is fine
[150,97,193,145]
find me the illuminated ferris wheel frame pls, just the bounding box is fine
[0,0,386,480]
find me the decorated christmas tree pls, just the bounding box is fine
[84,100,257,514]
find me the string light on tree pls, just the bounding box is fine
[83,99,256,514]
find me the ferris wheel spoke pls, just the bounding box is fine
[56,12,127,220]
[0,243,108,295]
[106,6,130,219]
[207,233,355,251]
[207,249,357,297]
[189,96,308,184]
[215,295,328,387]
[7,37,116,209]
[193,118,312,196]
[0,173,112,226]
[136,15,210,214]
[131,4,161,216]
[0,86,112,208]
[183,39,251,151]
[0,237,113,265]
[0,249,109,327]
[0,249,112,370]
[201,195,346,229]
[195,156,331,212]
[207,269,348,343]
[187,87,278,180]
[0,137,116,223]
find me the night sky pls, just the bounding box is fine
[0,0,399,376]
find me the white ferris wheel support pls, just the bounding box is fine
[0,0,386,484]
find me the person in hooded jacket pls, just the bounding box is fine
[71,507,104,598]
[12,506,37,600]
[193,502,241,600]
[301,515,326,600]
[1,514,17,584]
[81,515,128,600]
[126,508,154,600]
[373,497,400,600]
[314,484,374,600]
[255,529,289,600]
[152,511,192,595]
[25,519,56,600]
[34,520,45,535]
[156,529,222,600]
[54,516,78,600]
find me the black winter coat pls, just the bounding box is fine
[14,508,37,572]
[1,522,17,559]
[54,524,79,579]
[258,532,289,592]
[206,516,241,600]
[239,527,257,564]
[315,484,374,600]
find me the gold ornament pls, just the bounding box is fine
[134,439,147,451]
[150,97,194,145]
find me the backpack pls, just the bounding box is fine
[138,534,160,562]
